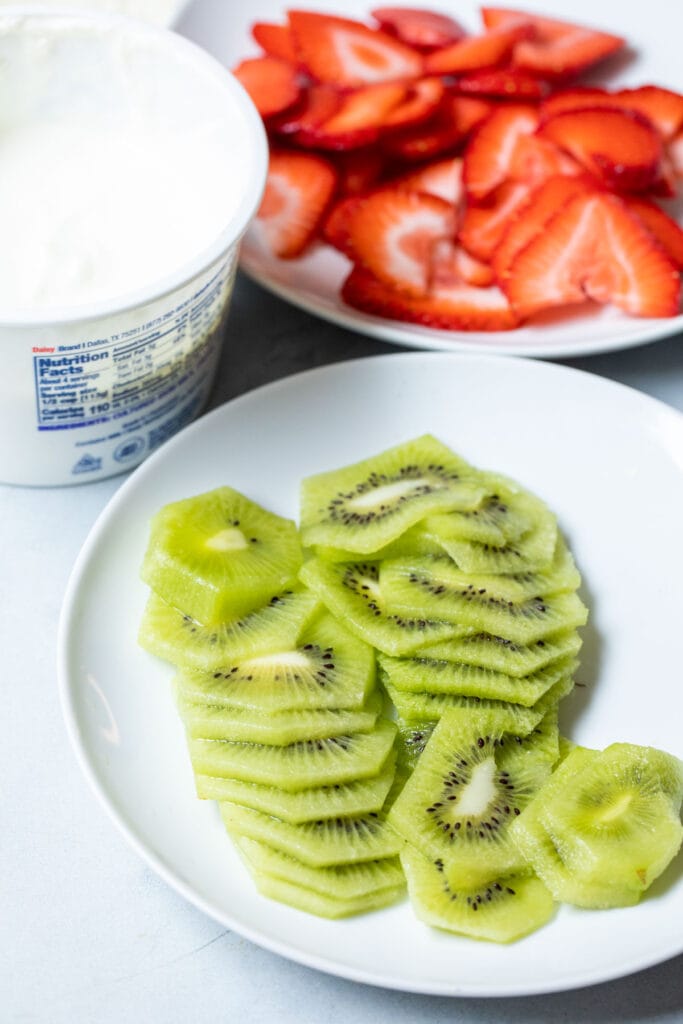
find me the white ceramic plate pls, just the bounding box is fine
[59,352,683,996]
[176,0,683,358]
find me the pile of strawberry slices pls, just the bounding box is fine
[234,7,683,331]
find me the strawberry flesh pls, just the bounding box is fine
[463,104,539,199]
[256,150,338,258]
[425,23,532,75]
[232,56,301,120]
[252,22,298,63]
[371,7,467,51]
[455,68,550,100]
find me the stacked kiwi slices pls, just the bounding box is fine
[139,486,404,919]
[139,437,683,942]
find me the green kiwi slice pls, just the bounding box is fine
[195,751,397,824]
[312,522,445,563]
[397,721,437,773]
[379,652,578,706]
[175,610,376,712]
[388,707,554,885]
[141,486,303,623]
[439,515,559,575]
[248,873,406,918]
[537,743,683,897]
[235,835,405,900]
[299,557,466,656]
[497,708,560,782]
[300,435,487,555]
[177,689,382,745]
[381,674,548,729]
[380,541,580,618]
[220,800,403,867]
[401,846,555,943]
[419,629,582,678]
[138,588,319,670]
[188,718,397,791]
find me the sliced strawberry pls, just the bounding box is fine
[346,189,456,296]
[538,107,663,192]
[272,84,341,143]
[430,238,495,288]
[424,23,532,75]
[463,104,539,200]
[455,68,550,100]
[668,130,683,179]
[371,7,467,51]
[383,77,445,130]
[342,265,517,330]
[256,150,338,258]
[232,56,301,120]
[336,149,386,196]
[252,22,298,63]
[504,192,680,319]
[383,95,466,161]
[458,180,530,260]
[614,86,683,141]
[493,174,596,280]
[453,96,497,136]
[322,195,366,254]
[508,133,582,186]
[481,8,624,79]
[388,155,464,204]
[542,85,683,141]
[309,82,408,150]
[649,151,678,199]
[622,197,683,269]
[287,11,423,88]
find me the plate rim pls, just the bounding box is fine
[58,350,683,997]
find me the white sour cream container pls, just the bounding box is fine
[0,9,267,486]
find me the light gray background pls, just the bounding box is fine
[4,274,683,1022]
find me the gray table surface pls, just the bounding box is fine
[4,273,683,1023]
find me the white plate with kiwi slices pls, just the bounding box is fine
[178,0,683,359]
[59,353,683,996]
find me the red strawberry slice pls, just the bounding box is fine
[458,180,530,261]
[232,56,301,120]
[669,131,683,179]
[336,149,386,196]
[342,265,517,330]
[383,77,445,130]
[508,133,582,186]
[542,85,683,141]
[346,189,456,296]
[287,11,423,88]
[538,107,663,192]
[431,240,496,287]
[622,197,683,269]
[256,150,338,258]
[323,195,366,254]
[455,68,550,100]
[424,23,532,75]
[481,8,624,79]
[272,84,341,143]
[252,22,298,63]
[493,174,595,280]
[389,156,464,204]
[371,7,466,51]
[463,104,539,199]
[504,192,680,319]
[309,82,408,150]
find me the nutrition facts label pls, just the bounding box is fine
[32,260,233,434]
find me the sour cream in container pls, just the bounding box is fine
[0,8,267,486]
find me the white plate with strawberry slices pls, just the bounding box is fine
[178,0,683,357]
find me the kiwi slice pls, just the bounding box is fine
[188,717,397,791]
[381,675,546,731]
[248,873,406,918]
[380,541,580,617]
[388,707,554,884]
[532,674,575,715]
[195,751,397,824]
[537,743,683,897]
[439,515,559,576]
[401,846,555,943]
[419,629,582,678]
[423,474,551,547]
[235,835,405,900]
[175,610,376,712]
[141,486,303,623]
[379,652,578,706]
[497,708,560,782]
[177,689,382,744]
[220,801,403,867]
[300,435,487,555]
[397,721,437,772]
[300,557,466,656]
[138,588,318,670]
[312,522,445,563]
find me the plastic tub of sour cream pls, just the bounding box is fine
[0,8,267,486]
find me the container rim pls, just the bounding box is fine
[0,5,268,326]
